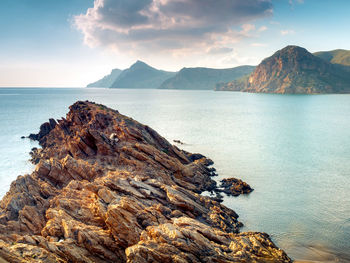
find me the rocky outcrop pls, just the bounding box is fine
[217,45,350,94]
[217,178,254,197]
[28,118,57,142]
[0,101,291,262]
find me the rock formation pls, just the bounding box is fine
[216,45,350,94]
[217,178,254,197]
[0,101,291,262]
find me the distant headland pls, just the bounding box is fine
[88,46,350,94]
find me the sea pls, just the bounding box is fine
[0,87,349,262]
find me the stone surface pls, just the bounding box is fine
[0,101,292,262]
[28,118,57,142]
[216,45,350,94]
[217,178,254,197]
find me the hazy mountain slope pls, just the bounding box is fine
[87,68,122,88]
[217,46,350,94]
[159,66,255,90]
[314,49,350,66]
[110,61,176,89]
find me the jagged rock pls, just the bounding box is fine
[28,118,57,143]
[0,101,291,262]
[126,217,291,263]
[217,178,254,196]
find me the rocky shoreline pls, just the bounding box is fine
[0,101,291,262]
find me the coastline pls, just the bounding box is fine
[0,101,291,262]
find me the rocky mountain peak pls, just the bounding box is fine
[217,45,350,94]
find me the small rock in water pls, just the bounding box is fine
[21,136,25,139]
[173,139,184,144]
[217,177,254,196]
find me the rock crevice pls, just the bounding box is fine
[0,101,291,262]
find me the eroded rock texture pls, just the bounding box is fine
[0,101,291,262]
[216,45,350,94]
[217,178,254,197]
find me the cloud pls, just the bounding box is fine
[74,0,273,56]
[241,24,256,35]
[207,47,234,55]
[251,43,267,47]
[269,20,280,25]
[220,51,257,66]
[288,0,304,8]
[258,26,268,32]
[281,29,295,35]
[289,0,304,5]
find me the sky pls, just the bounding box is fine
[0,0,349,87]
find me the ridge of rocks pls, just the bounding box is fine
[0,101,291,262]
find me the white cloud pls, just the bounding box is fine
[251,43,267,47]
[241,24,256,34]
[281,29,295,35]
[258,26,268,32]
[269,20,280,25]
[207,47,234,55]
[74,0,273,57]
[289,0,304,5]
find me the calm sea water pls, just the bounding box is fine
[0,88,349,262]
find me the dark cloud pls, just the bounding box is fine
[75,0,273,55]
[159,0,272,24]
[97,0,152,27]
[208,47,234,55]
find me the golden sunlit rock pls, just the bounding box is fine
[0,101,291,262]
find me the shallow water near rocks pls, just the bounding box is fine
[0,87,349,262]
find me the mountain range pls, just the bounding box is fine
[159,66,255,90]
[87,68,122,88]
[110,61,176,89]
[216,46,350,94]
[87,62,254,90]
[87,46,350,94]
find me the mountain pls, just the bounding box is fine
[217,45,350,94]
[314,49,350,66]
[110,60,176,89]
[159,66,255,90]
[87,68,122,88]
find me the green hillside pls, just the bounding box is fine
[159,66,255,90]
[314,49,350,66]
[110,61,176,89]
